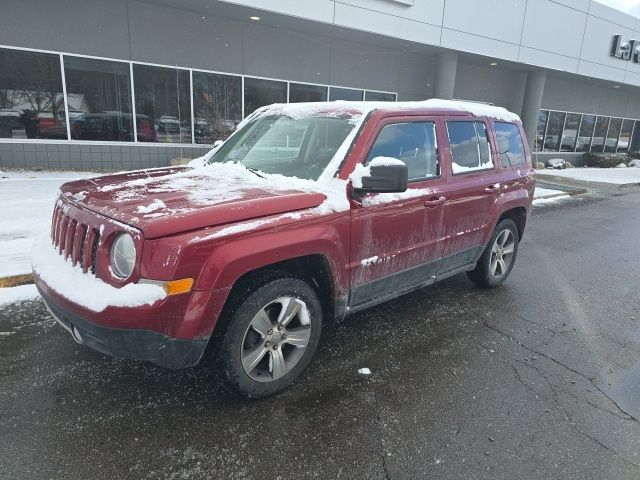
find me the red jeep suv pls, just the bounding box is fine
[33,100,535,397]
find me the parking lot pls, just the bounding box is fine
[1,190,639,480]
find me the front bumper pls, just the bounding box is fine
[37,284,208,369]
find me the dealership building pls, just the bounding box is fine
[2,0,640,170]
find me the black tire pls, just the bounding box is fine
[218,271,323,398]
[467,219,519,289]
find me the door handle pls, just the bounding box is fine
[484,183,500,193]
[424,196,446,207]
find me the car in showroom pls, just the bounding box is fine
[33,99,535,397]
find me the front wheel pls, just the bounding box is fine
[219,273,322,398]
[467,219,519,288]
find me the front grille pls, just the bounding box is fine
[50,203,101,274]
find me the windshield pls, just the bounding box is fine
[208,114,357,180]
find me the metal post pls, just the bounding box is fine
[434,51,458,100]
[521,69,547,156]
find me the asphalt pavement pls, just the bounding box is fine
[1,189,640,480]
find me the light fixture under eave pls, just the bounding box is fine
[490,62,498,66]
[250,16,261,21]
[613,85,621,88]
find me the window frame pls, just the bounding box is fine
[444,118,496,177]
[359,115,443,185]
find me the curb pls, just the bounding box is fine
[0,274,34,288]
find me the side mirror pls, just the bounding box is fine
[352,157,408,194]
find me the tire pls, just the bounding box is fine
[467,219,519,289]
[218,271,323,398]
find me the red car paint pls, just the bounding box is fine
[34,105,535,368]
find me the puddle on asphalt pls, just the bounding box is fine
[598,361,640,420]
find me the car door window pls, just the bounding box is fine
[494,122,526,167]
[365,122,439,181]
[446,121,493,174]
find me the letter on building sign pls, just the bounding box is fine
[611,35,640,63]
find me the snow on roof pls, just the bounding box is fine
[260,98,521,123]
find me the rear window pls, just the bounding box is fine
[446,121,493,174]
[494,122,526,167]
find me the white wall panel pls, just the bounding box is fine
[518,47,579,73]
[551,0,590,13]
[338,0,444,25]
[441,29,519,61]
[442,0,526,45]
[580,15,634,70]
[588,1,636,29]
[221,0,335,23]
[521,0,586,58]
[578,59,626,82]
[334,3,441,45]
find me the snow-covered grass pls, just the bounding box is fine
[0,169,101,278]
[534,186,566,198]
[537,167,640,185]
[533,195,572,206]
[0,284,39,307]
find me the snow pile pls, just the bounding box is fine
[358,368,372,375]
[534,186,566,199]
[616,163,627,168]
[360,256,380,267]
[135,199,166,214]
[546,158,566,169]
[0,284,39,307]
[533,195,571,206]
[629,159,640,168]
[537,167,640,185]
[31,234,166,312]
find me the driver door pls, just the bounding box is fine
[348,117,446,307]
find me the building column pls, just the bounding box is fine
[434,51,458,100]
[521,69,547,152]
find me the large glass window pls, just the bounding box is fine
[0,48,66,139]
[590,116,610,153]
[133,64,191,143]
[244,77,287,117]
[543,111,566,152]
[365,91,396,102]
[534,110,548,152]
[289,83,327,103]
[366,122,439,180]
[209,113,356,180]
[605,117,622,153]
[64,56,133,142]
[446,121,493,174]
[329,87,363,101]
[617,119,634,153]
[630,121,640,153]
[560,113,581,152]
[192,71,242,144]
[495,122,526,167]
[576,114,595,152]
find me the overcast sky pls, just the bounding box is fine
[596,0,640,17]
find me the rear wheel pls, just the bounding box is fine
[467,219,519,288]
[219,273,322,398]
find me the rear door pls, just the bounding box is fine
[437,118,501,276]
[349,116,446,306]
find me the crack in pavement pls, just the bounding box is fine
[375,412,392,480]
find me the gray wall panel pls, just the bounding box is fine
[454,63,526,114]
[329,40,399,92]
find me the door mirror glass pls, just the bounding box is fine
[352,157,408,194]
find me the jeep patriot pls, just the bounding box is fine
[33,99,535,397]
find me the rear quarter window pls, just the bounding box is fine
[446,121,493,175]
[494,122,526,167]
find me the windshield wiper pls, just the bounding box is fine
[245,166,266,179]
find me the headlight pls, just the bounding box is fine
[110,233,136,278]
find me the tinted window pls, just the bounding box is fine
[244,77,287,117]
[576,114,595,152]
[446,121,493,174]
[0,48,66,140]
[192,71,241,144]
[133,64,191,143]
[543,111,565,152]
[495,122,526,167]
[560,113,580,152]
[618,119,634,153]
[365,91,396,101]
[329,87,363,101]
[605,117,622,153]
[64,56,133,142]
[629,121,640,153]
[535,110,548,152]
[365,122,439,180]
[591,116,610,153]
[289,83,327,103]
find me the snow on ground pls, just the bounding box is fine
[0,170,101,277]
[0,284,39,307]
[534,186,566,198]
[533,195,572,206]
[537,167,640,185]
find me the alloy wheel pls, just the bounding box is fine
[490,229,515,278]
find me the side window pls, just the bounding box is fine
[494,122,526,167]
[446,121,494,174]
[365,122,439,181]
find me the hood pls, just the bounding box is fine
[60,166,327,239]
